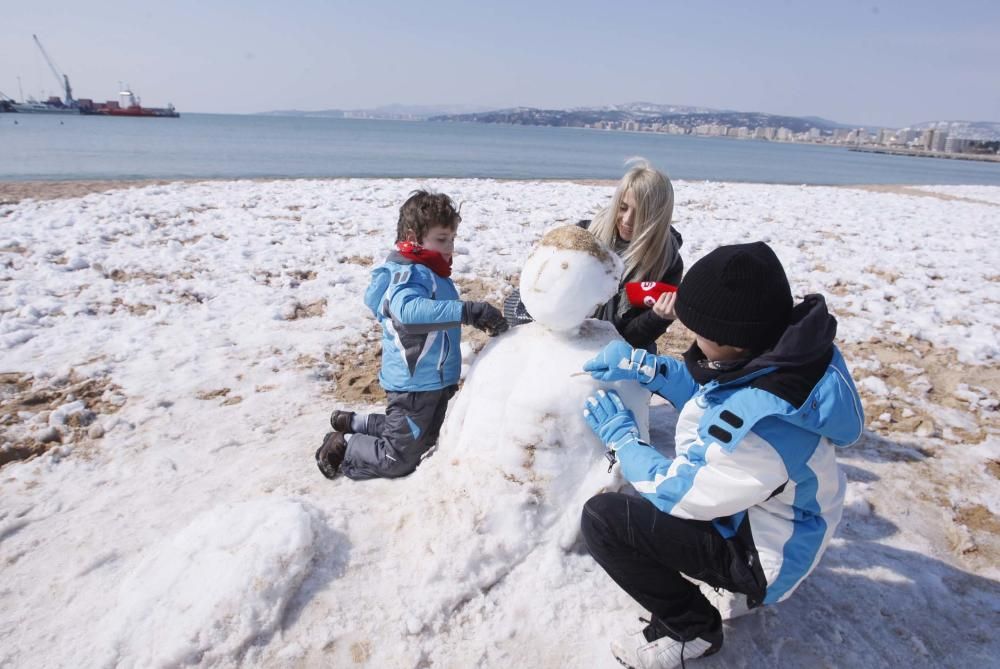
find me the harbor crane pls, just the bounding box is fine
[32,34,74,107]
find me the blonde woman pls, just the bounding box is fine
[505,159,683,351]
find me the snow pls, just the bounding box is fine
[442,318,649,551]
[1,179,998,668]
[99,499,320,668]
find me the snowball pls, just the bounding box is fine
[48,400,87,427]
[65,255,90,271]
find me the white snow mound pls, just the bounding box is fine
[98,498,319,668]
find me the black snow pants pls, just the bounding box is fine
[340,385,457,480]
[581,492,767,641]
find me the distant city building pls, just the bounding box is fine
[920,129,935,150]
[932,130,949,152]
[944,136,972,153]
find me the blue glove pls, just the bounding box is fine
[583,390,645,470]
[582,341,656,384]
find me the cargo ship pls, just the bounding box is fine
[78,88,179,118]
[2,35,179,118]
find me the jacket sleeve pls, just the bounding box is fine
[617,420,788,521]
[619,309,674,350]
[386,266,463,330]
[616,238,684,350]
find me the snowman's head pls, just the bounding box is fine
[519,225,623,333]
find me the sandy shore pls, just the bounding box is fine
[0,177,619,205]
[0,179,201,204]
[8,178,1000,206]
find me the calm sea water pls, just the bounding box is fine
[3,112,1000,185]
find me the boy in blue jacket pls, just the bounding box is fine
[317,191,507,481]
[581,242,864,669]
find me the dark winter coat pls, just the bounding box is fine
[578,220,684,352]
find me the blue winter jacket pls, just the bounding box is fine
[618,295,864,604]
[364,252,464,392]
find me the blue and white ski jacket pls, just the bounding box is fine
[617,296,864,604]
[364,252,464,392]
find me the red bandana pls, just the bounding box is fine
[395,241,453,278]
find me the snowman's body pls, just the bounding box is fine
[439,225,652,548]
[442,319,649,548]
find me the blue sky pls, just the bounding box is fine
[2,0,997,127]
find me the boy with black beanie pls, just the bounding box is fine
[580,241,864,669]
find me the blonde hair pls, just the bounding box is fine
[589,158,676,283]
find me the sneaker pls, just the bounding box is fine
[698,583,752,621]
[330,410,355,433]
[611,618,721,669]
[315,431,348,479]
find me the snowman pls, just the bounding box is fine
[437,224,652,550]
[274,226,664,655]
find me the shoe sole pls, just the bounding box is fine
[315,440,343,479]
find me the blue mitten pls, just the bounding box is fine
[583,390,645,470]
[583,341,656,384]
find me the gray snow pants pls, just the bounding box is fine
[340,385,457,480]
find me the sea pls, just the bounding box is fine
[3,112,1000,185]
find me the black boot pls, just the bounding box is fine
[330,410,355,433]
[316,432,348,479]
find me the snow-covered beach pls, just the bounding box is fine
[1,178,998,668]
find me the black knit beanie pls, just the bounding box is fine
[675,241,792,351]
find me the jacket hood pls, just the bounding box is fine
[697,294,864,446]
[363,253,415,316]
[751,294,837,371]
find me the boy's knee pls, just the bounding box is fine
[581,492,627,546]
[381,456,419,478]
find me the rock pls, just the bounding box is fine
[915,420,937,438]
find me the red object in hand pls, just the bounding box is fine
[625,281,678,308]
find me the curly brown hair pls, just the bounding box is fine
[396,190,461,243]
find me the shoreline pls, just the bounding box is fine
[3,177,999,206]
[850,146,1000,163]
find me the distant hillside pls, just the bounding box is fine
[429,107,842,133]
[579,101,725,115]
[800,115,856,130]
